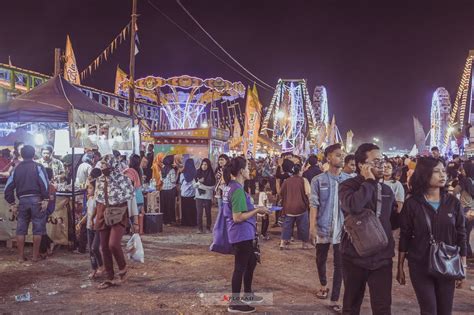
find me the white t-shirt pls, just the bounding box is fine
[86,198,96,230]
[384,180,405,203]
[76,162,93,186]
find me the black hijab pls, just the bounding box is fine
[162,155,175,178]
[196,158,216,186]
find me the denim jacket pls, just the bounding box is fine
[310,172,351,239]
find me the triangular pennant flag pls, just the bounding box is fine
[63,35,81,84]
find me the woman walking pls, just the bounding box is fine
[94,158,134,289]
[383,160,405,213]
[279,160,311,250]
[161,155,177,225]
[398,157,467,315]
[194,158,216,233]
[223,157,270,313]
[215,154,230,212]
[180,158,197,227]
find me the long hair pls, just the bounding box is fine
[223,157,247,185]
[129,154,142,184]
[409,157,444,197]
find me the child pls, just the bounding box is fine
[257,179,272,240]
[84,182,105,279]
[40,168,56,258]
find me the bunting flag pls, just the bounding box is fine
[346,130,354,152]
[63,35,81,84]
[114,65,128,94]
[242,83,262,158]
[134,22,140,56]
[80,22,131,80]
[328,115,337,145]
[413,116,426,153]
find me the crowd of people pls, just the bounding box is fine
[2,140,473,314]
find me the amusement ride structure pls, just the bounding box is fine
[430,87,452,153]
[260,79,317,153]
[117,75,245,131]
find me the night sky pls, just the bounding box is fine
[2,0,474,149]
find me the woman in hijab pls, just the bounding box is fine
[151,153,165,190]
[161,155,177,225]
[194,158,216,233]
[179,158,197,226]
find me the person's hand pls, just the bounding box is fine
[467,210,474,221]
[256,207,270,215]
[396,265,406,285]
[10,204,18,216]
[75,223,81,232]
[456,279,464,289]
[132,223,140,234]
[361,164,376,181]
[309,227,317,246]
[40,200,49,213]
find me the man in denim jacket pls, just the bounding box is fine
[310,144,350,311]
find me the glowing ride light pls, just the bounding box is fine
[431,87,452,154]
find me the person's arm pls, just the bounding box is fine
[339,180,376,215]
[397,201,412,285]
[309,177,320,243]
[454,199,467,267]
[4,171,16,205]
[231,188,267,223]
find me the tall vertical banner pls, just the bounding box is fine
[328,115,337,145]
[413,116,426,153]
[63,35,81,84]
[346,130,354,152]
[114,66,128,94]
[242,84,262,158]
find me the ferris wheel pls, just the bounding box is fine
[430,87,451,152]
[312,86,329,126]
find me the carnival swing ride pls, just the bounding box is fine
[117,74,246,132]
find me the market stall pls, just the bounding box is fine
[0,75,133,245]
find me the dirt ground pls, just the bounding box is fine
[1,213,474,314]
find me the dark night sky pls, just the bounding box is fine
[2,0,474,149]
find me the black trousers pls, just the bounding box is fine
[466,219,473,258]
[260,214,269,236]
[160,188,176,224]
[77,224,88,253]
[408,261,455,315]
[231,240,257,295]
[342,259,392,315]
[181,196,197,227]
[316,243,342,302]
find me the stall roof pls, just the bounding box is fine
[0,75,130,122]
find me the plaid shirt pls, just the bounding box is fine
[95,170,133,205]
[162,169,176,191]
[38,158,65,178]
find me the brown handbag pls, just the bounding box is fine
[103,177,127,226]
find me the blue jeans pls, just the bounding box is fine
[281,212,309,241]
[87,229,103,270]
[17,196,47,235]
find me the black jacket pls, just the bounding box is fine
[339,175,398,270]
[4,160,49,204]
[303,165,322,184]
[399,193,467,264]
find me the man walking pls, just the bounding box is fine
[338,143,397,315]
[5,145,50,262]
[310,144,350,312]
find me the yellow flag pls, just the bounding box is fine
[242,84,262,158]
[63,35,81,84]
[114,66,128,94]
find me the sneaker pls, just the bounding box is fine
[227,302,256,313]
[242,293,264,304]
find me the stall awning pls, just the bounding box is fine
[0,75,131,128]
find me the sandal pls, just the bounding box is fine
[98,280,117,290]
[316,288,329,299]
[117,269,128,282]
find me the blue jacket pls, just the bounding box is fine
[4,160,49,204]
[310,171,351,238]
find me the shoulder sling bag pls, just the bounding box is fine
[344,183,388,257]
[104,177,128,226]
[422,207,465,280]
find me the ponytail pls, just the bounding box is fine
[223,156,247,185]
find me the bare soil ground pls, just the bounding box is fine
[1,217,473,314]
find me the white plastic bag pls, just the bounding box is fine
[126,233,145,263]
